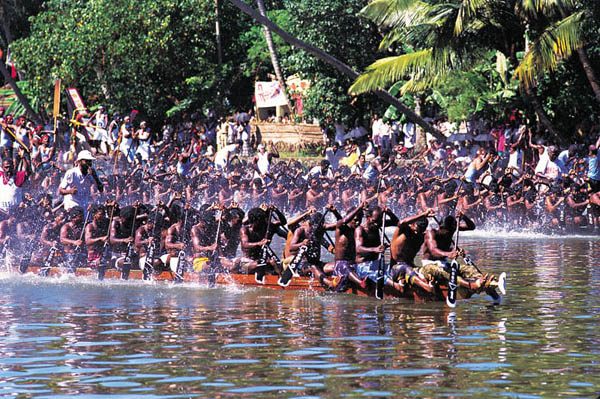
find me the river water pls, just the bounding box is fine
[1,232,599,398]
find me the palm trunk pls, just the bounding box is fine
[524,85,558,139]
[256,0,294,115]
[0,61,43,125]
[228,0,444,140]
[576,47,600,103]
[556,7,600,103]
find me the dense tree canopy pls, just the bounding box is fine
[3,0,600,140]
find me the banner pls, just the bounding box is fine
[255,81,288,108]
[53,79,61,118]
[66,87,87,113]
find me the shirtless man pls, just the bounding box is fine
[354,206,398,288]
[190,210,219,273]
[286,206,337,282]
[420,213,486,292]
[389,209,436,293]
[60,206,87,271]
[38,209,67,267]
[164,203,192,274]
[328,202,368,292]
[84,206,109,269]
[239,206,286,277]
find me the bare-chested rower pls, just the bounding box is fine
[388,208,436,293]
[325,202,368,292]
[420,213,485,292]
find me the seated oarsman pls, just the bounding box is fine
[239,206,286,276]
[60,206,86,270]
[285,205,337,283]
[327,202,368,292]
[544,185,565,228]
[388,209,435,294]
[191,210,218,273]
[164,203,193,274]
[565,183,589,228]
[37,209,67,266]
[354,205,398,288]
[218,205,245,271]
[110,204,137,270]
[420,213,489,294]
[589,190,600,229]
[84,205,109,269]
[135,205,166,272]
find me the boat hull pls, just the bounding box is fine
[11,265,472,302]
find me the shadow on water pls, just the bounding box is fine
[0,235,599,397]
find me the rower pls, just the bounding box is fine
[38,209,67,267]
[285,206,336,283]
[219,205,245,271]
[420,213,487,293]
[110,204,137,270]
[388,209,436,293]
[59,207,86,270]
[190,208,220,273]
[239,206,285,276]
[354,205,398,289]
[84,205,109,269]
[328,202,368,292]
[164,203,192,273]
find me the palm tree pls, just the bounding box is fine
[350,0,598,135]
[256,0,294,115]
[228,0,445,140]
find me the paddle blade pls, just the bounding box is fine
[446,259,459,307]
[498,272,507,295]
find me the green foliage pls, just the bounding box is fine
[280,0,386,128]
[10,0,253,122]
[239,10,293,79]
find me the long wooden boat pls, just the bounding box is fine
[9,265,474,303]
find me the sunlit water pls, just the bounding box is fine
[1,232,599,398]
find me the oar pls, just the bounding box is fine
[375,210,387,300]
[278,209,329,288]
[121,203,139,280]
[39,244,58,277]
[173,206,189,283]
[70,205,92,273]
[446,215,461,308]
[255,207,274,284]
[207,208,224,287]
[97,204,116,281]
[142,204,160,281]
[18,236,36,274]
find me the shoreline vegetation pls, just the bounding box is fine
[0,0,598,142]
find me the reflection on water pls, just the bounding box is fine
[0,235,599,398]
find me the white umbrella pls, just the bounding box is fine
[473,133,494,142]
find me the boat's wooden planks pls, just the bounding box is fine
[13,265,468,302]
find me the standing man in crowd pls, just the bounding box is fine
[59,150,104,213]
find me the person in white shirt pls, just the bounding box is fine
[252,143,279,180]
[214,140,241,172]
[325,143,345,171]
[59,150,104,213]
[0,158,28,213]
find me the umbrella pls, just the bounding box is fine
[446,133,473,142]
[473,133,494,142]
[234,112,250,123]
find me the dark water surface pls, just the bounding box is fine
[1,233,599,398]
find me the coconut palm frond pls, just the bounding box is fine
[360,0,428,28]
[350,49,433,94]
[350,48,461,94]
[454,0,492,35]
[515,10,584,87]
